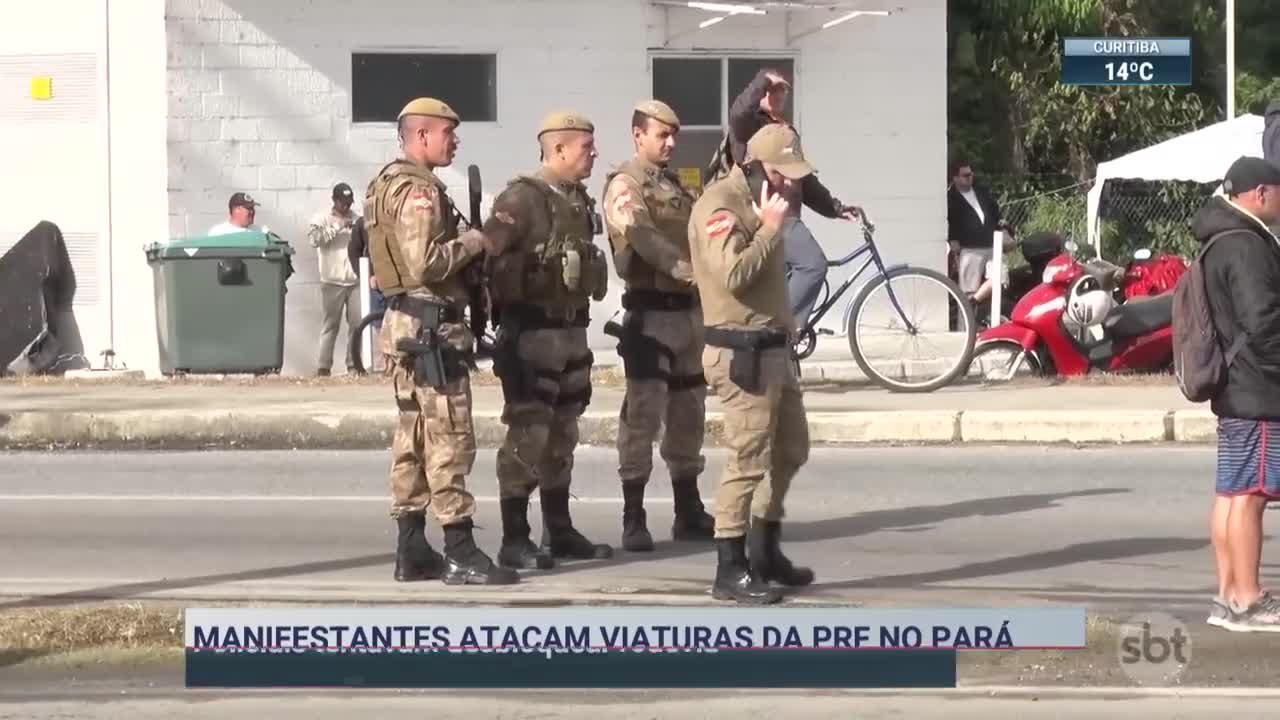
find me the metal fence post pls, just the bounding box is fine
[359,256,372,368]
[990,230,1002,325]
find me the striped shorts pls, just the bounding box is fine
[1216,417,1280,497]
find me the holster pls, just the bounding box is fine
[392,297,468,389]
[604,313,671,383]
[704,326,789,395]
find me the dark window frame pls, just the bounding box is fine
[350,51,498,124]
[649,53,799,130]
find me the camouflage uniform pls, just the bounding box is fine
[365,97,516,586]
[602,100,714,552]
[482,111,614,570]
[687,124,817,604]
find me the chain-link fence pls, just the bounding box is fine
[986,174,1217,268]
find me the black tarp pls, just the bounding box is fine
[0,220,88,375]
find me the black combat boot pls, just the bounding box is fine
[671,476,715,541]
[540,488,613,559]
[621,481,653,552]
[393,513,445,582]
[441,518,519,585]
[712,536,782,604]
[747,517,815,587]
[497,496,555,570]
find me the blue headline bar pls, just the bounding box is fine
[1064,37,1191,57]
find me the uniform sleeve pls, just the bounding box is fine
[603,174,693,284]
[480,183,538,257]
[695,208,780,295]
[390,179,480,284]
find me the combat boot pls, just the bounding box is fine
[621,481,653,552]
[496,496,555,570]
[393,513,445,582]
[747,517,814,587]
[671,476,715,541]
[712,537,782,604]
[540,488,613,560]
[441,518,519,585]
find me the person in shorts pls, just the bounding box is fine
[1195,155,1280,631]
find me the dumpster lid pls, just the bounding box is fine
[145,230,294,257]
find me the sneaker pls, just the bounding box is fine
[1207,596,1233,628]
[1223,592,1280,632]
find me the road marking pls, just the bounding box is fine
[0,494,637,503]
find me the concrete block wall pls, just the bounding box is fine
[165,0,945,374]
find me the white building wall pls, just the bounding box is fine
[162,0,946,375]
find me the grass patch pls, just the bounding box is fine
[0,603,184,656]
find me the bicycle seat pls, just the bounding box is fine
[1101,293,1172,340]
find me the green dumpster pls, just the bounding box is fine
[144,230,295,375]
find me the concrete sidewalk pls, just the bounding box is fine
[0,368,1211,449]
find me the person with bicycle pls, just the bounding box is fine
[688,123,816,605]
[601,99,716,553]
[710,68,862,328]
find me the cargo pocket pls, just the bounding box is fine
[432,380,474,435]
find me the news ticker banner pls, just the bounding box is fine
[1061,37,1192,86]
[184,606,1085,689]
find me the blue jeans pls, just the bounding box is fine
[782,216,828,328]
[369,288,386,328]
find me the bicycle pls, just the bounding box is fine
[792,212,977,393]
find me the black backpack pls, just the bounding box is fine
[1172,231,1247,402]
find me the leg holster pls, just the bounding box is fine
[494,303,593,408]
[704,326,790,394]
[604,290,705,389]
[391,296,469,389]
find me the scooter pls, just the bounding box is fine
[967,242,1186,381]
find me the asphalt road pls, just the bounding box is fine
[0,445,1236,614]
[4,445,1280,706]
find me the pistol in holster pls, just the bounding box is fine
[704,326,790,394]
[604,313,673,382]
[394,301,467,389]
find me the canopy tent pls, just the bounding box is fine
[1086,113,1265,249]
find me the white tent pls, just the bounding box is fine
[1086,113,1265,248]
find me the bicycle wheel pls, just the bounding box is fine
[847,266,976,393]
[348,309,385,375]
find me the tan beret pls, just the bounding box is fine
[538,111,595,137]
[398,97,460,123]
[633,99,679,128]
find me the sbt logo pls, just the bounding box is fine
[1116,613,1192,685]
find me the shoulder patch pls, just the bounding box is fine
[705,211,736,239]
[409,186,434,213]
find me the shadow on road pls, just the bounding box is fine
[537,488,1131,577]
[0,554,391,611]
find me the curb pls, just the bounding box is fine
[0,408,1217,450]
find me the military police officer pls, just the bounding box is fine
[365,97,516,586]
[601,100,715,551]
[687,123,817,604]
[481,111,613,570]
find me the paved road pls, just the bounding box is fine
[3,690,1280,719]
[0,446,1241,613]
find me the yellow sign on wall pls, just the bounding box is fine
[677,167,703,196]
[30,76,53,100]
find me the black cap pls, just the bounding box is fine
[332,182,354,202]
[1223,156,1280,195]
[229,191,260,209]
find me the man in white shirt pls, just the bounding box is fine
[946,160,1009,303]
[308,183,360,376]
[208,192,261,235]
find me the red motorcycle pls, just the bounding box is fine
[967,243,1187,381]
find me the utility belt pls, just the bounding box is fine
[391,297,471,389]
[491,302,594,409]
[704,326,790,394]
[621,288,697,313]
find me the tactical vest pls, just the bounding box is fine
[605,159,695,293]
[488,174,609,318]
[363,159,462,297]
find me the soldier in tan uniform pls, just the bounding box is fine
[601,100,714,551]
[687,123,816,604]
[482,111,613,570]
[365,97,517,586]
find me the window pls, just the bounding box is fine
[650,55,796,193]
[351,52,497,123]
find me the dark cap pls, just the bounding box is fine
[1223,156,1280,195]
[229,191,260,209]
[332,182,354,202]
